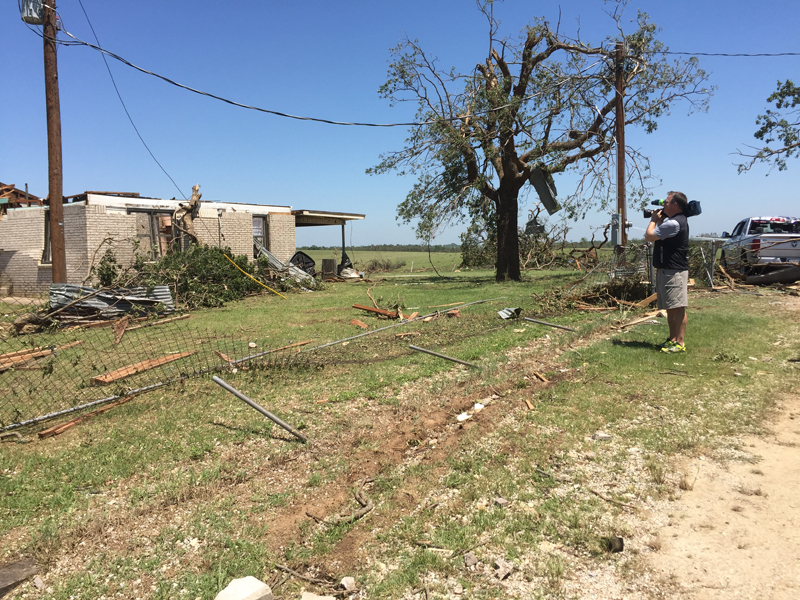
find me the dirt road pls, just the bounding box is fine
[649,393,800,598]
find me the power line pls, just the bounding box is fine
[74,0,187,200]
[662,51,800,57]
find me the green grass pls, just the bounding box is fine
[1,276,798,599]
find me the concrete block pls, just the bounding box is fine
[214,576,273,600]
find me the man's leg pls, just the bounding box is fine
[666,307,686,346]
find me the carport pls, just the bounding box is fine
[291,209,365,275]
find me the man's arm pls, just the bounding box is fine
[644,211,663,242]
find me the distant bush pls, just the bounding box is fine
[361,258,407,272]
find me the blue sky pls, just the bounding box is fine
[2,1,798,247]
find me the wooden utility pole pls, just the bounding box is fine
[43,0,67,283]
[614,41,627,247]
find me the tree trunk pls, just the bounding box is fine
[495,187,521,281]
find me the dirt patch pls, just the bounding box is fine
[648,393,800,599]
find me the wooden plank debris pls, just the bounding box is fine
[350,319,369,330]
[394,332,420,338]
[215,350,233,363]
[428,302,464,308]
[532,371,549,383]
[112,316,129,344]
[618,309,666,329]
[524,398,535,410]
[446,309,461,318]
[352,303,398,318]
[91,351,194,385]
[0,340,83,372]
[634,293,658,308]
[38,395,135,439]
[406,311,419,320]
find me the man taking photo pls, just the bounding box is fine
[644,191,689,353]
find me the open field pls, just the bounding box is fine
[1,271,798,599]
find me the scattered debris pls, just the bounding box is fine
[112,316,129,344]
[213,575,273,600]
[524,398,535,410]
[91,351,195,385]
[248,342,258,348]
[406,311,419,320]
[429,302,464,308]
[394,332,420,338]
[327,478,374,525]
[456,412,472,422]
[350,319,369,330]
[464,552,479,567]
[592,431,612,441]
[601,536,625,553]
[446,308,461,318]
[409,344,479,368]
[531,371,549,383]
[212,376,308,444]
[494,558,514,580]
[498,307,522,320]
[494,497,510,507]
[352,303,398,318]
[340,577,357,591]
[473,402,484,412]
[121,313,191,332]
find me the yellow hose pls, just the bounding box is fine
[223,253,288,300]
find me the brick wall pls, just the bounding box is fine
[195,211,253,258]
[268,212,295,263]
[0,207,52,297]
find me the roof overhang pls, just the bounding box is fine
[292,209,365,227]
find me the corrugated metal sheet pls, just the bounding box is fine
[49,284,175,318]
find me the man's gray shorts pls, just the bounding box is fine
[656,269,688,310]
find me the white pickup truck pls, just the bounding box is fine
[720,216,800,276]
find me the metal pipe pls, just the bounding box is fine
[212,376,308,443]
[523,317,576,332]
[409,345,478,368]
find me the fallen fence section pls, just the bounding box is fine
[523,317,577,332]
[212,376,309,444]
[409,344,479,368]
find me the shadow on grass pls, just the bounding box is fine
[610,339,663,350]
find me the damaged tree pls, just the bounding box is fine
[370,1,712,281]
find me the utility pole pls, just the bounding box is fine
[43,0,67,283]
[614,41,627,248]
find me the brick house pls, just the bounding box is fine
[0,188,363,297]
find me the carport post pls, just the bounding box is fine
[341,221,346,267]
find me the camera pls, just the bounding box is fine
[643,199,702,219]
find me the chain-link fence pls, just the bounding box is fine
[0,292,310,430]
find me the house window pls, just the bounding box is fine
[42,210,52,264]
[253,216,269,258]
[130,209,181,259]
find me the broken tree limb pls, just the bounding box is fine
[91,351,194,385]
[329,478,374,525]
[522,317,576,332]
[409,345,479,368]
[532,371,549,383]
[352,303,398,318]
[212,376,308,443]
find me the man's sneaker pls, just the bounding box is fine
[661,342,686,353]
[660,339,678,349]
